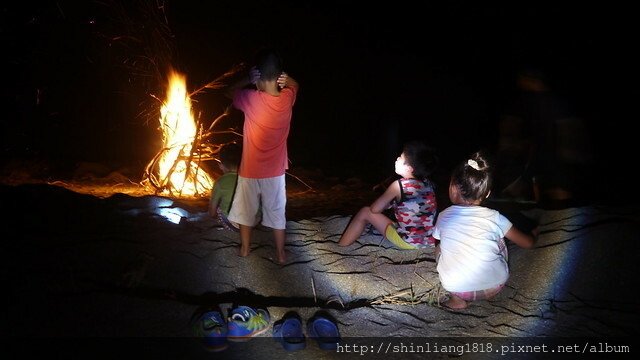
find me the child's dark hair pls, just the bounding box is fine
[219,143,242,169]
[403,140,439,179]
[255,48,283,81]
[451,151,492,202]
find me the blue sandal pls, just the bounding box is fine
[193,310,228,352]
[307,315,341,350]
[273,315,306,351]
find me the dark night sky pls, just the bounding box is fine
[2,1,634,200]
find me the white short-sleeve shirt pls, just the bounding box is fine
[433,205,512,292]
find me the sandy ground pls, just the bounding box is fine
[2,167,639,359]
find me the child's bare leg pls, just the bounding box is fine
[339,207,372,246]
[369,213,393,238]
[339,207,392,246]
[444,294,468,309]
[238,224,253,257]
[273,228,286,264]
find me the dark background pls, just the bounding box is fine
[2,1,634,202]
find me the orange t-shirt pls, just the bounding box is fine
[233,87,297,178]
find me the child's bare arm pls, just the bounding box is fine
[370,180,400,214]
[505,226,536,249]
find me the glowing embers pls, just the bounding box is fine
[144,70,213,197]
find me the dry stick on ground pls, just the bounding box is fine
[412,256,447,306]
[424,283,447,307]
[413,267,430,285]
[371,284,425,306]
[311,276,317,304]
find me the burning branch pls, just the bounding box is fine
[189,63,246,98]
[141,70,232,198]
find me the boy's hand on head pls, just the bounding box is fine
[249,66,261,85]
[277,72,288,89]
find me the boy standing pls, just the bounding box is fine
[226,49,299,264]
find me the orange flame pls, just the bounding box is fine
[155,70,213,197]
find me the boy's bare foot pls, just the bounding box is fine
[443,295,467,309]
[239,246,250,257]
[276,250,286,265]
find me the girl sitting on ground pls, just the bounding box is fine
[434,151,537,309]
[338,140,438,249]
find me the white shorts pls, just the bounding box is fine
[228,175,286,229]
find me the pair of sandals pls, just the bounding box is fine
[272,312,341,351]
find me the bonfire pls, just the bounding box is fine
[141,69,228,198]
